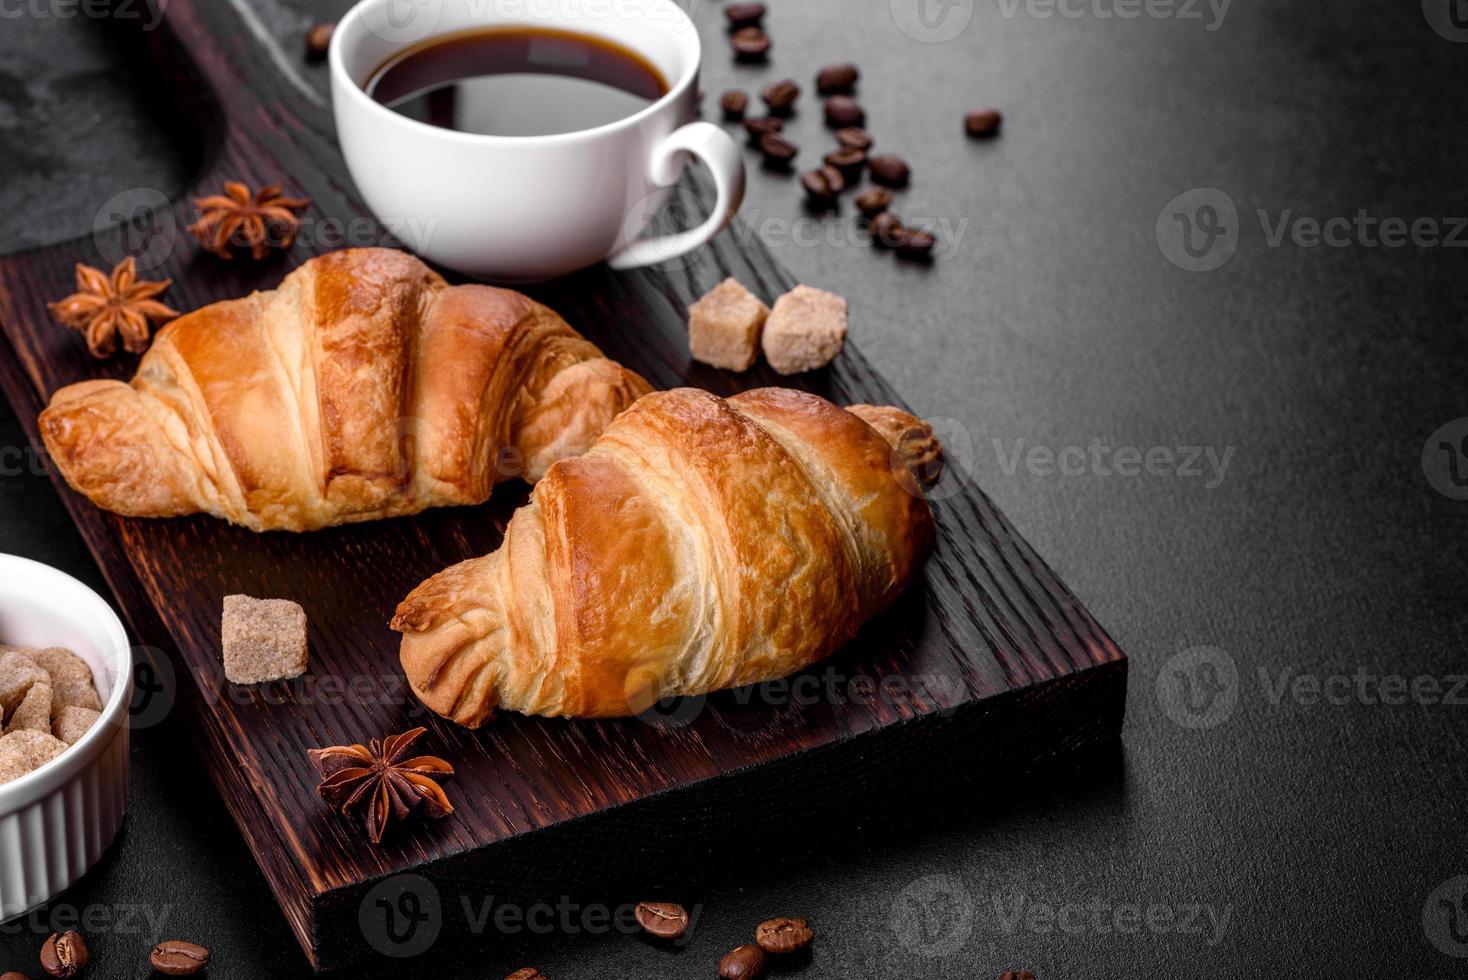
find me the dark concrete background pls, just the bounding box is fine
[2,0,1467,976]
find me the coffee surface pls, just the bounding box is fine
[366,26,669,137]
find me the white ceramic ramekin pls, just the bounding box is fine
[0,553,132,921]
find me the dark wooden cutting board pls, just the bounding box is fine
[0,1,1126,971]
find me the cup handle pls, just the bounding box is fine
[607,121,747,271]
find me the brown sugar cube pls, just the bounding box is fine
[53,705,102,746]
[0,729,68,785]
[0,649,47,717]
[760,285,848,375]
[222,595,309,684]
[23,646,102,714]
[688,278,770,372]
[5,680,52,735]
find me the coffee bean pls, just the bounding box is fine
[800,166,845,207]
[757,132,798,168]
[730,27,771,62]
[719,944,768,980]
[867,153,910,187]
[755,916,815,955]
[835,127,873,152]
[743,116,783,145]
[895,228,937,260]
[634,901,690,940]
[39,932,87,979]
[761,79,800,116]
[823,147,866,182]
[965,107,1003,137]
[999,973,1037,980]
[721,90,749,121]
[815,63,859,95]
[855,187,892,218]
[1,972,32,980]
[505,970,547,980]
[305,22,334,60]
[150,940,210,976]
[725,2,766,28]
[823,96,865,128]
[870,212,905,248]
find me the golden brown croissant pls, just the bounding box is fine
[38,248,650,531]
[392,387,944,725]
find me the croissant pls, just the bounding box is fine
[38,248,650,531]
[392,387,944,725]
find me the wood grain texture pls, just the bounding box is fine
[0,1,1126,970]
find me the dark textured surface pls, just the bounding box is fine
[1,1,1465,978]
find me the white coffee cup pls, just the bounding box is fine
[330,0,745,282]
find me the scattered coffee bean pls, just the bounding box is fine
[757,132,799,168]
[755,917,815,955]
[743,116,784,145]
[305,21,334,60]
[823,146,866,182]
[835,126,873,151]
[895,227,937,260]
[855,187,892,217]
[965,107,1003,137]
[39,932,87,979]
[730,26,771,62]
[800,166,845,206]
[721,90,749,121]
[761,79,800,116]
[149,940,210,976]
[1,972,31,980]
[999,973,1037,980]
[634,902,690,940]
[719,944,768,980]
[823,96,865,128]
[724,2,766,28]
[870,212,905,248]
[868,153,910,187]
[505,969,547,980]
[815,63,859,95]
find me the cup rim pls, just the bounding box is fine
[330,0,701,147]
[0,553,133,813]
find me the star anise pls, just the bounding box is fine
[308,728,454,844]
[188,180,311,260]
[47,257,179,358]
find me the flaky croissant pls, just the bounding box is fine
[38,248,650,531]
[392,387,944,725]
